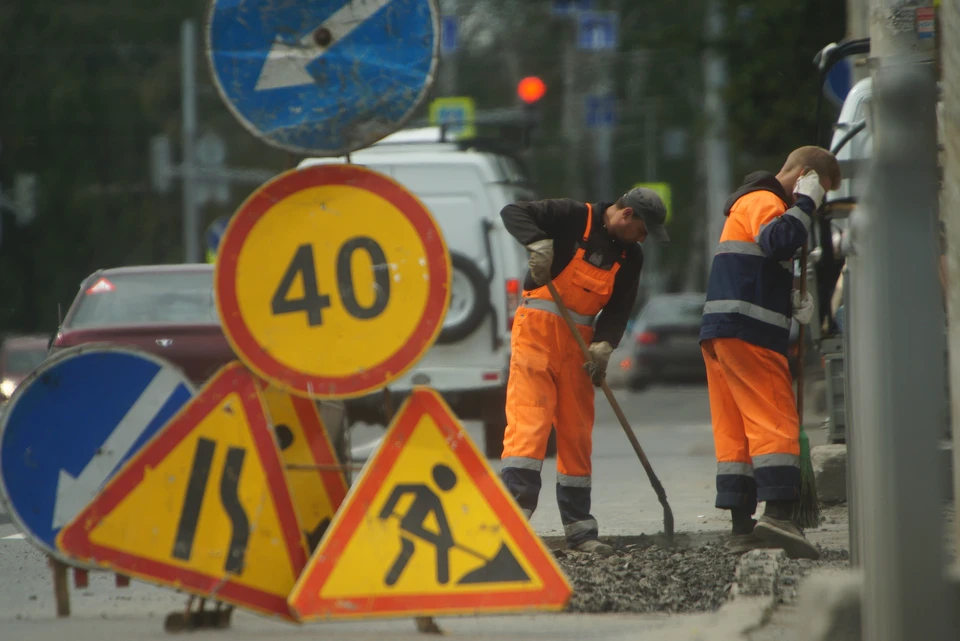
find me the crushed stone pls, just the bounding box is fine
[556,541,739,614]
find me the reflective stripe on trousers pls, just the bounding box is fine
[702,337,802,509]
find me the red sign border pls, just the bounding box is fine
[215,164,451,400]
[57,362,310,621]
[287,388,573,621]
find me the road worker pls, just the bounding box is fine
[499,188,669,557]
[699,146,841,560]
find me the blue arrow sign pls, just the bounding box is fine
[824,57,852,108]
[205,215,230,256]
[585,92,616,129]
[577,11,618,51]
[0,345,195,562]
[440,15,458,54]
[206,0,441,156]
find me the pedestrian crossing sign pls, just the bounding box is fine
[429,97,476,140]
[286,388,573,621]
[56,362,310,621]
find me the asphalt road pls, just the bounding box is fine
[0,382,825,639]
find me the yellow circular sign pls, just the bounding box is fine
[215,165,451,399]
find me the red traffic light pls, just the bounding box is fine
[517,76,547,104]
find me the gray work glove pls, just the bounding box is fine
[526,239,554,286]
[793,170,825,210]
[583,341,613,387]
[791,290,815,325]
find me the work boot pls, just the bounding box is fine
[753,515,820,560]
[725,533,770,554]
[570,539,615,557]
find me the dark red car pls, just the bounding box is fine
[0,334,51,400]
[49,264,350,463]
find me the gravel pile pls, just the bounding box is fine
[556,542,738,614]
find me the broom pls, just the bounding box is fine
[794,241,822,529]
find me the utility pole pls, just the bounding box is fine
[562,24,583,200]
[941,0,960,561]
[181,19,200,264]
[644,101,665,295]
[851,2,948,640]
[702,0,731,283]
[847,0,871,84]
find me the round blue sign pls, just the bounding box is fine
[0,344,196,563]
[205,0,440,156]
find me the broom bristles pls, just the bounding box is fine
[796,427,822,529]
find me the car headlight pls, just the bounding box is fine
[0,379,16,398]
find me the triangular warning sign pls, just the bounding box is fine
[57,361,309,621]
[257,381,348,551]
[287,388,573,621]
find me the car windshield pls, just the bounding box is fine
[3,348,47,374]
[67,271,219,329]
[639,296,706,327]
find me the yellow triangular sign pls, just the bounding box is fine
[287,388,573,621]
[57,362,309,621]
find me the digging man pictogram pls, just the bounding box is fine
[378,463,530,587]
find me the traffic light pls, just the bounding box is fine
[516,76,546,146]
[517,76,547,105]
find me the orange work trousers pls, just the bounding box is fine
[701,337,801,511]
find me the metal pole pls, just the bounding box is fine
[847,0,871,84]
[644,103,663,294]
[181,19,200,264]
[702,0,731,283]
[854,12,948,637]
[941,0,960,561]
[562,26,583,201]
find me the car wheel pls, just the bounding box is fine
[437,252,491,345]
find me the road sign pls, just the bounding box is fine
[287,388,572,621]
[585,92,616,129]
[0,344,196,564]
[577,11,618,51]
[824,58,852,108]
[258,382,348,551]
[205,215,230,264]
[429,96,476,139]
[551,0,594,16]
[440,15,458,54]
[57,362,309,621]
[634,182,673,225]
[205,0,441,157]
[215,164,451,400]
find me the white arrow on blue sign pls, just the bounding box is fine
[205,0,441,157]
[585,92,617,129]
[577,10,618,51]
[0,345,196,562]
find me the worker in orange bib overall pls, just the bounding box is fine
[499,188,669,556]
[700,146,841,560]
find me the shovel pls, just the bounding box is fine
[544,281,675,546]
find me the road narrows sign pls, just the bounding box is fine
[205,0,440,156]
[0,344,196,565]
[215,164,451,400]
[258,381,349,550]
[287,388,573,621]
[56,362,309,621]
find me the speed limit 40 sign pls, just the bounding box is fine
[215,164,451,399]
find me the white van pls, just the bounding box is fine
[298,127,538,458]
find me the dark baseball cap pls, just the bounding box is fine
[620,187,669,242]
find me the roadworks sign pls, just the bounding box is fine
[57,362,309,622]
[287,388,573,620]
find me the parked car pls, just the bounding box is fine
[298,126,537,458]
[0,334,51,401]
[48,264,351,462]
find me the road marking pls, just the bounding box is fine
[255,0,394,91]
[3,533,25,540]
[52,368,184,529]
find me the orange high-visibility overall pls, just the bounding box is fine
[500,205,623,545]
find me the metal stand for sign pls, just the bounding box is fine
[381,387,444,636]
[49,556,70,617]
